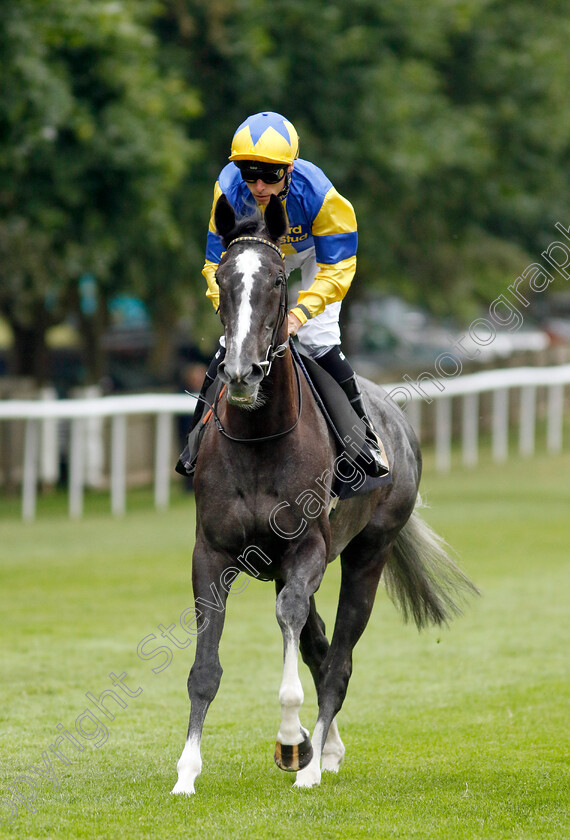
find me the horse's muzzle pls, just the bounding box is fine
[217,360,264,406]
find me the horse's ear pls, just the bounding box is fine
[214,194,236,242]
[265,194,288,242]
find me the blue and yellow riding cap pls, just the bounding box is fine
[229,112,299,166]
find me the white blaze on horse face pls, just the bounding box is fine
[232,249,262,367]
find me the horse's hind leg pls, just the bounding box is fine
[299,595,345,772]
[172,546,229,795]
[295,536,391,788]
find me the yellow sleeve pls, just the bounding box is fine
[207,182,224,234]
[290,256,357,324]
[201,181,225,311]
[202,260,220,311]
[290,187,357,323]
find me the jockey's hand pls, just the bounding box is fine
[287,312,302,336]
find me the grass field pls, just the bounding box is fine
[1,451,568,839]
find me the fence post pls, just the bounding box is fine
[82,385,104,489]
[40,387,59,487]
[22,419,39,522]
[435,397,452,472]
[462,392,479,466]
[519,385,536,457]
[111,414,127,517]
[492,388,509,462]
[547,383,564,453]
[154,413,173,510]
[69,418,85,519]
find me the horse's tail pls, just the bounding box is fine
[383,495,479,630]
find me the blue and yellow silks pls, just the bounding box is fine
[202,159,358,326]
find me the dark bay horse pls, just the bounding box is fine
[172,194,477,794]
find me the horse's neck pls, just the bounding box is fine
[223,352,297,439]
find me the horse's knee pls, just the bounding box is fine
[188,661,223,702]
[276,585,310,632]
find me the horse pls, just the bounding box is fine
[172,193,477,794]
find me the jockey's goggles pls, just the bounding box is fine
[236,161,288,184]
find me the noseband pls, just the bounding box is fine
[226,235,289,377]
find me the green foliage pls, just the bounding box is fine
[159,0,570,324]
[0,0,199,379]
[1,0,569,380]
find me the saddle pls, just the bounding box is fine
[293,349,392,501]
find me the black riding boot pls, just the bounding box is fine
[338,374,390,477]
[314,346,389,478]
[175,346,226,477]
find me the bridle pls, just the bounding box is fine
[208,234,303,444]
[225,235,289,378]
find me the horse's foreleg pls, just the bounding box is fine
[172,554,229,795]
[295,542,389,789]
[299,596,345,773]
[274,561,323,773]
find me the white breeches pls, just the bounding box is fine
[285,247,342,357]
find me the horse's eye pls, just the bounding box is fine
[274,274,284,288]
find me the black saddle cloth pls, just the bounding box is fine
[295,350,392,500]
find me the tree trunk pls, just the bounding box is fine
[149,317,177,383]
[10,320,50,384]
[79,312,107,386]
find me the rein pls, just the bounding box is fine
[208,234,301,444]
[206,343,303,444]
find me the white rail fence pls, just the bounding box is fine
[0,393,196,521]
[1,364,569,521]
[398,364,570,472]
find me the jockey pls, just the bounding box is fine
[179,111,388,477]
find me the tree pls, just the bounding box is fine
[157,0,570,324]
[3,0,568,387]
[0,0,199,383]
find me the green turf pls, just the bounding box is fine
[1,453,568,839]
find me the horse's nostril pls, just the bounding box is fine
[250,363,264,384]
[217,362,229,383]
[217,361,259,385]
[218,356,264,386]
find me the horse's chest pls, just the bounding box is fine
[196,446,329,555]
[199,485,282,550]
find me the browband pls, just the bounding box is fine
[226,235,284,261]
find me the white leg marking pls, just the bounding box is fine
[321,717,345,772]
[277,637,305,745]
[294,721,324,789]
[171,736,202,795]
[233,251,261,362]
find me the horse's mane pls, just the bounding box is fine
[221,207,268,247]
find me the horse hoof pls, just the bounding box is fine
[274,730,313,772]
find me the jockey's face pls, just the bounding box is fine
[244,164,293,206]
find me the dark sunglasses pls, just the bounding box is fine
[236,162,287,184]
